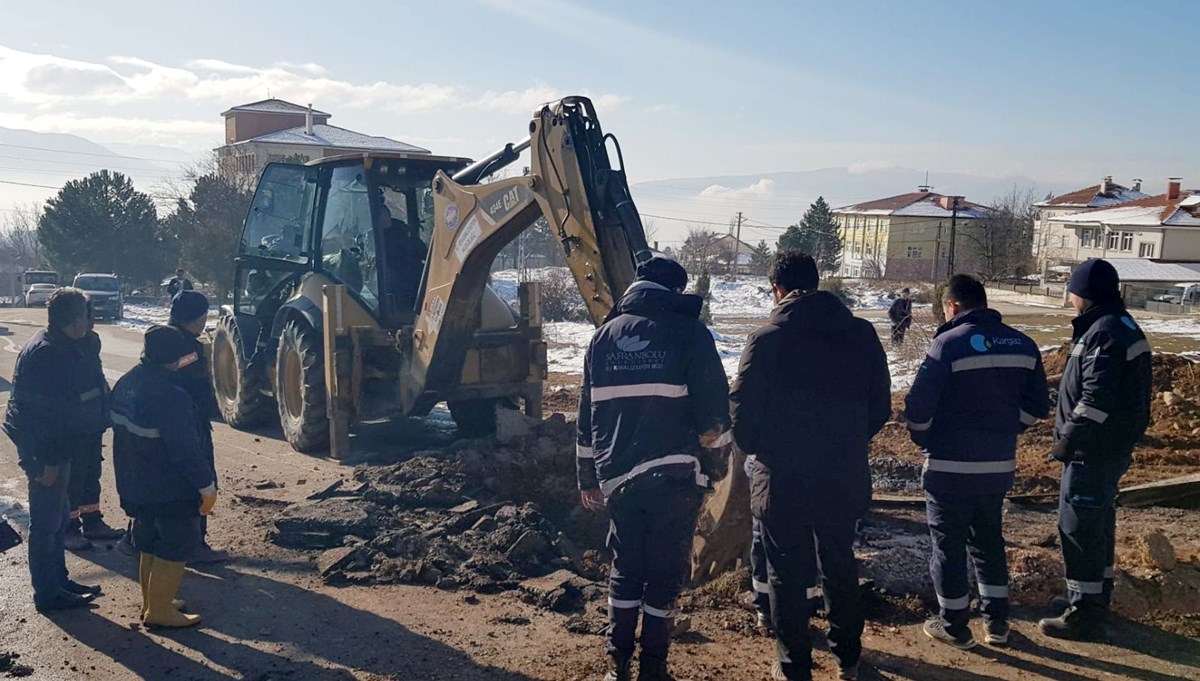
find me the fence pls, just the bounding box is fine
[989,281,1066,298]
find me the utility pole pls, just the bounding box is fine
[732,211,744,280]
[947,197,960,275]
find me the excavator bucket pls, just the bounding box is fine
[691,449,752,584]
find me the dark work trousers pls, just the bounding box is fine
[200,428,215,543]
[132,512,202,563]
[762,517,862,680]
[27,460,73,605]
[926,492,1009,634]
[1059,455,1130,611]
[891,321,910,346]
[751,517,772,617]
[67,434,104,525]
[606,475,703,663]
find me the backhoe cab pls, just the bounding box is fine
[211,96,649,455]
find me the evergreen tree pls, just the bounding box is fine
[749,240,773,276]
[777,197,842,273]
[694,270,713,324]
[38,170,163,285]
[164,173,254,301]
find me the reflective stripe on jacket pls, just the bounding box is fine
[576,282,731,498]
[904,308,1049,496]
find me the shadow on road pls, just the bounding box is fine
[61,549,544,680]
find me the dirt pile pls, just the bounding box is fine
[270,412,610,595]
[872,348,1200,495]
[0,652,33,678]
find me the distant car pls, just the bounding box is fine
[73,273,124,320]
[24,283,58,307]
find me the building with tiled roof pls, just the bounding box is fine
[834,188,989,280]
[1052,179,1199,262]
[216,98,429,180]
[1032,176,1149,276]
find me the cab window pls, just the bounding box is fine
[242,164,317,263]
[319,165,379,312]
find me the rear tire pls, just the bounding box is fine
[276,319,329,453]
[448,399,500,437]
[211,314,274,428]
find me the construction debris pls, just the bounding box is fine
[270,413,607,597]
[1140,532,1178,571]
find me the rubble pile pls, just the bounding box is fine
[271,411,610,595]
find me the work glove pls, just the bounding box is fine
[1049,438,1084,463]
[199,486,218,516]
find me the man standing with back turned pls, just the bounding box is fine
[731,251,891,681]
[577,256,731,681]
[1039,258,1151,640]
[904,275,1049,649]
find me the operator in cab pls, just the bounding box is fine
[377,201,427,315]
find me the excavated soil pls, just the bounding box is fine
[872,347,1200,496]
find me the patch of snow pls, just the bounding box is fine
[1138,317,1200,340]
[119,303,170,330]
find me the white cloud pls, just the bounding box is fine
[0,46,459,113]
[465,84,623,115]
[645,103,677,114]
[700,178,776,200]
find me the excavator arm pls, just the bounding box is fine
[402,96,651,413]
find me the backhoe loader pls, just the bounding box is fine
[210,96,651,456]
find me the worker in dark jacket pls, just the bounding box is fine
[112,325,217,628]
[1039,259,1152,640]
[64,301,124,550]
[904,275,1049,649]
[577,256,730,681]
[730,251,891,681]
[3,288,103,612]
[166,269,192,299]
[168,290,228,564]
[888,288,913,346]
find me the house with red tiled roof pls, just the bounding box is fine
[1032,176,1148,276]
[834,188,988,280]
[1052,178,1199,263]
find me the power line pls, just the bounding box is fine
[0,142,191,165]
[0,179,59,189]
[0,152,186,174]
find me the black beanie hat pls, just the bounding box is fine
[142,325,190,365]
[636,256,688,292]
[1068,258,1121,303]
[171,290,209,324]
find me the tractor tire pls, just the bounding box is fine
[276,319,329,453]
[448,399,500,437]
[211,314,274,428]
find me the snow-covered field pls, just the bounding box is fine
[490,269,911,383]
[123,269,1200,393]
[119,302,171,329]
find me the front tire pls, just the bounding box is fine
[212,314,274,428]
[276,319,329,453]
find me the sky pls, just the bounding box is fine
[1,0,1198,244]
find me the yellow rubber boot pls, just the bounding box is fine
[143,559,201,628]
[139,553,186,619]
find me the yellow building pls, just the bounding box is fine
[835,188,987,281]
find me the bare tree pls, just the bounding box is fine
[641,218,660,249]
[0,203,46,270]
[679,226,719,273]
[960,185,1038,281]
